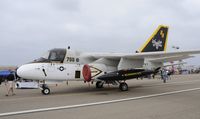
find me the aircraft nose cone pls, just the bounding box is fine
[17,65,28,79]
[17,64,35,79]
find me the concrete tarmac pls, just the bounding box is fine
[0,74,200,119]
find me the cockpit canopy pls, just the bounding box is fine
[33,48,66,63]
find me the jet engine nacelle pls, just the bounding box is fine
[82,63,107,82]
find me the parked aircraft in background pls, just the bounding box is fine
[17,25,200,95]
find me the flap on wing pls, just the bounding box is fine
[149,55,194,63]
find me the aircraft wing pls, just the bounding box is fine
[127,50,200,58]
[148,55,194,63]
[84,49,200,63]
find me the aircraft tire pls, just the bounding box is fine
[119,82,128,91]
[96,81,104,88]
[96,81,103,88]
[42,87,50,95]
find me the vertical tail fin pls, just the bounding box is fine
[139,25,169,52]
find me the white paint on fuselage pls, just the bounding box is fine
[17,63,84,81]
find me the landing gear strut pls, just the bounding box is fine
[96,81,104,88]
[119,82,128,91]
[41,84,50,95]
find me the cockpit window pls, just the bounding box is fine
[48,49,66,62]
[32,48,66,63]
[49,52,57,60]
[41,51,50,59]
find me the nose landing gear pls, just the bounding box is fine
[41,84,50,95]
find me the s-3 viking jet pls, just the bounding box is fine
[17,25,200,95]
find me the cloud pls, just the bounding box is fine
[0,0,200,65]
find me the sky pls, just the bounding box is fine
[0,0,200,66]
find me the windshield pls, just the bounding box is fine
[48,49,66,62]
[32,48,66,63]
[41,51,50,59]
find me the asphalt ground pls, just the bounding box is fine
[0,74,200,119]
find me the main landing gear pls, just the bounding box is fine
[119,82,128,91]
[96,81,128,91]
[41,84,50,95]
[96,81,104,88]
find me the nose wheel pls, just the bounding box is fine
[41,84,50,95]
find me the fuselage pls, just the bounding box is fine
[17,48,112,82]
[17,48,163,82]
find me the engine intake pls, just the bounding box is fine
[82,64,92,82]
